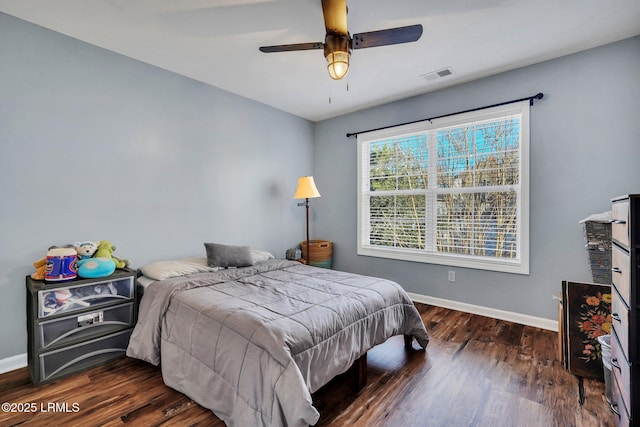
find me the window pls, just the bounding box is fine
[357,101,530,274]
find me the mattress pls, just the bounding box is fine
[136,275,156,289]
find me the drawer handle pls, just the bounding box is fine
[610,401,621,416]
[611,358,622,371]
[612,312,622,322]
[610,219,627,224]
[612,267,622,274]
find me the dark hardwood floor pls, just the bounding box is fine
[0,304,613,426]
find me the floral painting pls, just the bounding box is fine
[562,281,612,381]
[577,292,611,362]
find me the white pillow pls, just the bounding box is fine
[140,256,216,280]
[251,250,275,262]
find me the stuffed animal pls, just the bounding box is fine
[76,257,116,278]
[31,257,47,280]
[74,241,100,259]
[44,246,78,282]
[32,244,79,282]
[93,240,129,269]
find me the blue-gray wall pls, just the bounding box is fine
[1,9,639,362]
[313,36,640,322]
[0,13,315,360]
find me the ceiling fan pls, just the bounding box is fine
[259,0,423,80]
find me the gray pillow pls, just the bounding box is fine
[204,243,255,268]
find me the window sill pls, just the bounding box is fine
[357,245,529,275]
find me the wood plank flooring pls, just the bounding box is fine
[0,304,613,426]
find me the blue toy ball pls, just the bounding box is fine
[76,257,116,278]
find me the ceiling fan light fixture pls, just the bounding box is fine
[326,50,350,80]
[324,34,350,80]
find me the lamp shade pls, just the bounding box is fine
[294,176,321,199]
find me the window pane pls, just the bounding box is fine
[437,128,472,188]
[369,195,395,247]
[396,195,426,249]
[475,118,520,186]
[436,118,521,188]
[369,135,428,191]
[473,191,518,258]
[437,193,473,254]
[397,135,428,190]
[369,142,396,190]
[437,191,518,258]
[369,194,425,249]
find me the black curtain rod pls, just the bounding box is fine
[346,92,544,138]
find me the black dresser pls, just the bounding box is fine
[610,195,640,426]
[26,269,136,385]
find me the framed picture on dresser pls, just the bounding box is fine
[561,280,612,381]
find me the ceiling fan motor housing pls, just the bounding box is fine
[324,33,351,55]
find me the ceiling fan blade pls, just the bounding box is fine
[352,24,423,49]
[321,0,348,35]
[259,42,324,53]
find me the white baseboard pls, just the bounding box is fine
[0,353,27,375]
[408,292,558,332]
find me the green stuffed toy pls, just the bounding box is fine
[94,240,130,269]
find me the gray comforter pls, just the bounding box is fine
[127,260,429,427]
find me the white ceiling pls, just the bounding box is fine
[1,0,639,122]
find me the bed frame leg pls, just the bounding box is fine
[354,353,367,391]
[404,335,413,350]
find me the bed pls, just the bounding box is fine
[127,248,429,427]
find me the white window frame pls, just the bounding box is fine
[357,100,530,275]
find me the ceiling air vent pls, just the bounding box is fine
[421,67,454,82]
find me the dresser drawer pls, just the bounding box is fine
[611,329,631,414]
[39,302,135,349]
[38,328,131,382]
[38,275,134,318]
[612,372,631,427]
[612,244,631,306]
[611,287,630,357]
[612,199,630,248]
